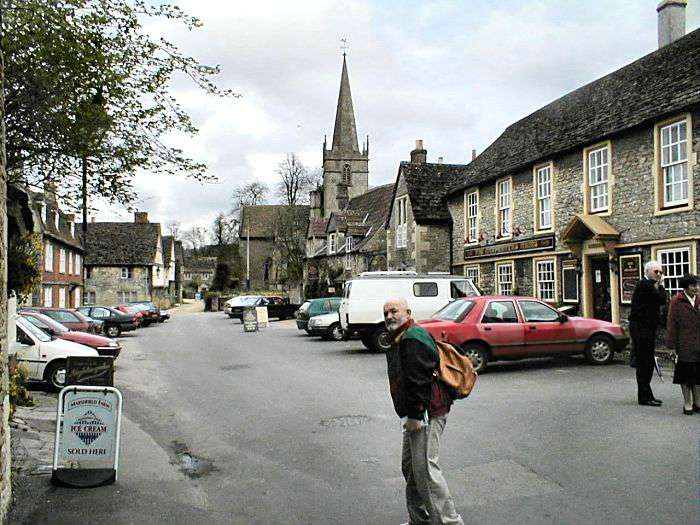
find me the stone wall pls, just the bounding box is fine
[238,238,279,290]
[387,175,416,270]
[415,223,451,272]
[85,266,151,305]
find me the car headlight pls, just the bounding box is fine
[110,341,119,347]
[308,319,317,327]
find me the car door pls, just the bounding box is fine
[12,322,43,379]
[518,299,579,354]
[476,300,525,358]
[90,307,112,323]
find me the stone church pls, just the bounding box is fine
[305,54,392,296]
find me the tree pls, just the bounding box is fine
[166,220,181,240]
[210,262,231,291]
[182,226,207,254]
[210,212,236,246]
[274,207,309,285]
[231,181,268,210]
[275,153,320,206]
[2,0,237,207]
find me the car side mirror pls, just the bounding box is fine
[558,314,568,323]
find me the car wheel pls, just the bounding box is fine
[360,334,373,350]
[461,343,488,373]
[584,335,614,365]
[327,323,344,341]
[304,329,312,335]
[227,314,235,318]
[44,360,67,391]
[105,324,121,338]
[370,326,391,353]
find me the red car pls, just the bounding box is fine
[22,307,99,334]
[419,295,629,373]
[20,311,122,358]
[114,304,144,327]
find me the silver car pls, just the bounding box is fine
[306,312,344,341]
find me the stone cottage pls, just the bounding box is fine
[445,5,699,326]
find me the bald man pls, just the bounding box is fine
[383,297,463,525]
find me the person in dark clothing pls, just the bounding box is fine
[665,274,700,415]
[629,260,668,406]
[383,297,463,525]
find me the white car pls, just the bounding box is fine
[307,312,344,341]
[11,316,99,390]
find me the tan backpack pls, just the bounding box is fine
[434,339,477,399]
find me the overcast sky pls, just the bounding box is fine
[94,0,700,237]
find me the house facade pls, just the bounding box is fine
[445,17,699,326]
[182,256,217,293]
[83,212,171,307]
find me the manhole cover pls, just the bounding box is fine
[219,364,251,371]
[320,415,371,428]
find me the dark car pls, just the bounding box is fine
[224,295,300,322]
[114,304,145,327]
[128,301,161,326]
[296,297,342,333]
[22,307,99,334]
[20,311,122,357]
[77,306,138,338]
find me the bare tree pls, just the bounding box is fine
[275,153,320,206]
[182,226,207,254]
[231,181,269,210]
[166,220,181,240]
[210,212,236,246]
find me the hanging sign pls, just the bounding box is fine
[619,254,642,304]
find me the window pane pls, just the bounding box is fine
[413,282,438,297]
[520,300,560,322]
[482,301,518,323]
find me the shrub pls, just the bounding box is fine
[9,363,34,417]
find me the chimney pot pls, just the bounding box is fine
[657,0,686,48]
[134,211,149,224]
[410,139,427,164]
[471,149,477,161]
[437,157,443,164]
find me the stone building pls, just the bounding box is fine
[445,7,699,325]
[182,256,217,293]
[83,212,171,307]
[386,141,468,273]
[174,240,185,303]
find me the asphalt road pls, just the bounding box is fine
[10,310,699,524]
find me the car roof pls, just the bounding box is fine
[351,274,469,280]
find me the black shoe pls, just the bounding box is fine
[683,407,694,415]
[639,400,662,406]
[651,398,663,405]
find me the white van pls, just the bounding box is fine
[339,271,480,351]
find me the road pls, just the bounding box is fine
[10,309,699,524]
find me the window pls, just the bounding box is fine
[53,209,59,229]
[535,259,556,301]
[496,262,514,295]
[43,286,52,307]
[328,233,336,255]
[59,249,66,273]
[657,246,691,296]
[91,307,111,319]
[535,165,552,230]
[342,163,352,185]
[118,291,130,304]
[497,179,511,238]
[660,120,688,207]
[413,282,438,297]
[86,291,96,305]
[465,266,479,287]
[74,287,81,307]
[68,252,73,275]
[562,264,579,303]
[121,267,133,279]
[58,287,66,308]
[345,236,354,252]
[519,300,560,322]
[482,301,518,323]
[75,254,81,275]
[396,197,408,248]
[587,145,609,212]
[44,241,53,272]
[466,190,478,243]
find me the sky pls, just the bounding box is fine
[93,0,700,237]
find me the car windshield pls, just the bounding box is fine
[432,300,476,322]
[130,304,149,312]
[23,313,69,334]
[450,280,480,299]
[16,317,52,342]
[233,296,260,306]
[298,302,311,313]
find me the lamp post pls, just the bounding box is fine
[246,226,250,291]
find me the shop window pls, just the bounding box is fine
[465,266,479,287]
[496,262,514,295]
[657,246,691,296]
[562,265,579,303]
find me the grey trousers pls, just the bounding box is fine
[401,416,464,525]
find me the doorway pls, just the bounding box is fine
[590,257,611,321]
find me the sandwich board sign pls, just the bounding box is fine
[255,306,269,328]
[52,386,123,488]
[243,307,258,332]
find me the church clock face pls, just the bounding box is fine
[342,163,352,185]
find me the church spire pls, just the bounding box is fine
[331,54,360,153]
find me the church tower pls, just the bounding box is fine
[321,54,369,217]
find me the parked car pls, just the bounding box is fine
[418,295,630,373]
[20,311,122,358]
[159,309,170,322]
[21,307,99,334]
[114,304,145,327]
[339,271,480,352]
[11,316,99,390]
[128,301,161,325]
[224,295,300,321]
[296,297,342,333]
[76,306,138,338]
[306,311,344,341]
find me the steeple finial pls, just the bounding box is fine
[331,49,359,153]
[340,37,349,57]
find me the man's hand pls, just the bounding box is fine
[404,418,423,432]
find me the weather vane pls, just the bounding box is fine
[340,37,349,56]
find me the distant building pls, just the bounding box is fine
[182,256,217,293]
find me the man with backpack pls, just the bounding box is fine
[383,297,464,525]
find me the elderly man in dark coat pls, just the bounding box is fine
[629,260,668,406]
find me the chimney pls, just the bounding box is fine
[410,139,427,164]
[134,211,149,224]
[471,149,477,161]
[309,189,322,219]
[437,157,443,164]
[657,0,686,48]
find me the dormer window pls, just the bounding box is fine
[54,209,59,229]
[328,233,337,255]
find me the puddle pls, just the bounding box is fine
[320,415,371,428]
[171,441,216,478]
[219,364,251,371]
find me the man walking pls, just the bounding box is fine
[383,297,463,525]
[629,260,668,406]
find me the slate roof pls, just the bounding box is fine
[308,217,329,239]
[346,183,394,252]
[240,205,310,239]
[162,236,174,266]
[29,191,84,250]
[449,27,700,195]
[83,222,161,266]
[389,162,469,225]
[183,256,217,272]
[326,210,366,233]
